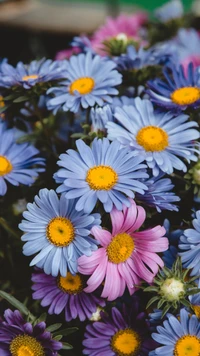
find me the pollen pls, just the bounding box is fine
[58,272,83,294]
[69,77,95,95]
[136,125,169,152]
[46,217,75,247]
[174,335,200,356]
[107,233,134,264]
[86,165,118,191]
[111,328,141,356]
[171,87,200,106]
[10,334,45,356]
[22,74,39,81]
[0,156,13,176]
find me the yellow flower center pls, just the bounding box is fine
[22,74,39,81]
[111,328,141,356]
[171,87,200,105]
[136,125,169,152]
[0,156,13,176]
[107,233,134,264]
[86,165,118,191]
[69,77,95,95]
[46,217,74,247]
[0,95,5,108]
[58,272,83,294]
[192,305,200,319]
[10,335,45,356]
[174,335,200,356]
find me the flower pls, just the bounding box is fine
[151,308,200,356]
[19,189,100,277]
[55,47,81,60]
[162,219,182,268]
[179,210,200,276]
[147,63,200,111]
[106,97,200,176]
[78,199,168,300]
[91,13,148,56]
[135,174,180,212]
[0,58,68,89]
[47,52,122,113]
[189,278,200,319]
[83,302,155,355]
[54,138,148,214]
[0,309,62,355]
[154,0,184,22]
[0,122,45,196]
[31,268,106,322]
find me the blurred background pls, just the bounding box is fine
[0,0,194,63]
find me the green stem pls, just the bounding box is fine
[0,217,20,239]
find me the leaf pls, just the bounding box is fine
[53,327,78,337]
[146,296,159,309]
[54,335,63,341]
[46,323,62,332]
[62,342,73,350]
[0,105,8,113]
[13,96,28,103]
[0,290,35,321]
[33,312,47,325]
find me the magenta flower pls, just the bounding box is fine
[78,200,168,301]
[55,47,81,60]
[91,13,148,55]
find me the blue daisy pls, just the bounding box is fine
[154,0,183,22]
[54,137,148,213]
[147,63,200,111]
[0,122,45,196]
[136,174,180,212]
[106,97,200,176]
[150,308,200,356]
[179,210,200,276]
[170,28,200,65]
[47,52,122,113]
[19,189,101,277]
[162,219,182,268]
[0,58,68,89]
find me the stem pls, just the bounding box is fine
[85,107,91,125]
[0,217,20,239]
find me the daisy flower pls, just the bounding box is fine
[91,13,147,56]
[0,122,45,196]
[154,0,184,22]
[147,63,200,111]
[106,97,199,176]
[83,302,155,356]
[78,199,168,301]
[0,58,68,89]
[19,189,100,277]
[0,309,62,355]
[54,138,148,214]
[150,308,200,356]
[47,52,122,113]
[32,268,106,322]
[179,210,200,276]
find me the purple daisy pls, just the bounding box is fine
[83,299,156,355]
[0,309,62,356]
[31,268,106,322]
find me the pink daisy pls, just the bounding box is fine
[91,13,148,56]
[78,199,168,301]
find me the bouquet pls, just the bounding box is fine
[0,0,200,355]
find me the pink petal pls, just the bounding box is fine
[91,226,112,247]
[129,253,154,283]
[132,226,166,240]
[78,248,106,274]
[84,256,108,292]
[110,208,124,236]
[101,262,124,301]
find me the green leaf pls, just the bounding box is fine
[0,290,35,321]
[0,105,8,113]
[13,96,28,103]
[46,323,62,332]
[53,327,78,337]
[62,342,73,350]
[143,286,158,293]
[146,296,159,309]
[54,335,63,341]
[33,312,47,325]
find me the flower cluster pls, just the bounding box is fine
[1,1,200,355]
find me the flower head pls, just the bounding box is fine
[78,199,168,300]
[0,122,45,196]
[179,210,200,276]
[106,97,199,176]
[54,138,148,214]
[91,13,147,56]
[31,268,105,322]
[19,189,100,277]
[83,302,155,356]
[147,63,200,111]
[154,0,184,22]
[47,52,122,113]
[0,58,68,89]
[0,309,62,355]
[151,308,200,356]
